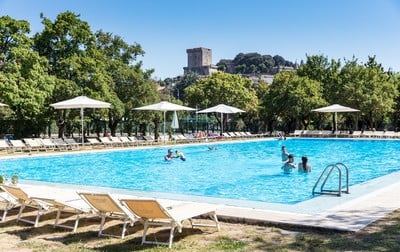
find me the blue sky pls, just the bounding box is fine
[1,0,400,79]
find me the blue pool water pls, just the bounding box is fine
[0,138,399,204]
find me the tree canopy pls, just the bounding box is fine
[1,12,400,138]
[216,52,296,75]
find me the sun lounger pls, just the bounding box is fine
[174,134,192,143]
[0,190,19,222]
[109,136,124,147]
[0,139,12,153]
[128,136,146,146]
[39,138,56,151]
[119,136,136,146]
[9,140,29,152]
[86,138,103,148]
[52,138,71,150]
[78,192,137,238]
[222,132,231,139]
[99,137,115,147]
[0,185,53,227]
[23,138,47,152]
[158,135,169,143]
[63,138,80,150]
[31,196,91,232]
[143,135,156,145]
[119,199,220,248]
[289,130,303,137]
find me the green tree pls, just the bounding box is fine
[177,72,198,100]
[262,71,325,132]
[185,72,258,132]
[0,16,55,138]
[339,57,398,129]
[33,11,98,137]
[93,30,155,136]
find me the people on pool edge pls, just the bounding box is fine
[164,149,186,161]
[281,154,296,173]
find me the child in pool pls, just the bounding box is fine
[175,150,186,161]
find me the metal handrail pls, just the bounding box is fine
[312,163,349,196]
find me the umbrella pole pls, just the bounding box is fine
[81,108,84,145]
[163,111,166,144]
[220,113,223,136]
[335,112,337,133]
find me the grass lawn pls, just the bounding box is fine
[0,206,399,251]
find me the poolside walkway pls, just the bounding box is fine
[16,169,400,232]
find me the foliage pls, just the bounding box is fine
[2,11,400,137]
[171,71,199,100]
[297,54,399,130]
[185,72,258,131]
[216,52,296,75]
[261,71,325,131]
[185,72,257,111]
[0,16,55,137]
[32,12,158,137]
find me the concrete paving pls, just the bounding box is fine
[13,169,400,232]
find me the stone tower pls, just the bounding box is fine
[183,47,218,76]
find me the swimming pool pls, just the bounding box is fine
[0,138,399,204]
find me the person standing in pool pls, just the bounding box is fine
[282,154,296,173]
[281,146,289,162]
[164,149,176,161]
[298,156,312,173]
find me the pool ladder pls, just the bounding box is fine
[312,162,349,196]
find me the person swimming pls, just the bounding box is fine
[164,149,175,161]
[208,146,218,151]
[175,150,186,161]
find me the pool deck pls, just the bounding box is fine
[2,138,400,233]
[16,169,400,232]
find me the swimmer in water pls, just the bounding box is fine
[175,150,186,161]
[164,149,175,161]
[282,154,296,173]
[281,146,289,162]
[208,146,217,151]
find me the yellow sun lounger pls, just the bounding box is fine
[0,185,53,227]
[30,196,91,232]
[0,190,19,222]
[78,192,137,238]
[119,199,220,248]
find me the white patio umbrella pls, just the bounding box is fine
[197,104,245,136]
[133,101,195,143]
[50,96,111,145]
[171,111,179,129]
[171,111,180,143]
[312,104,359,132]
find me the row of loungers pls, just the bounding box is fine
[0,136,159,153]
[171,131,261,143]
[290,130,400,138]
[0,132,266,154]
[0,184,220,248]
[0,138,81,153]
